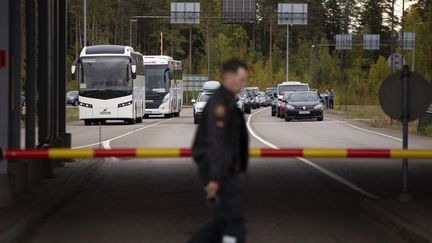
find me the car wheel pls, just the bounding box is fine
[74,100,78,106]
[144,114,149,119]
[317,117,324,121]
[285,116,292,122]
[244,106,251,114]
[194,117,199,124]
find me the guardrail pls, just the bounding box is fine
[2,148,432,159]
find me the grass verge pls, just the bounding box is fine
[328,105,431,137]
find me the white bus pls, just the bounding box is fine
[143,56,183,117]
[276,81,309,99]
[71,45,145,125]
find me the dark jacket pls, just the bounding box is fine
[192,85,249,183]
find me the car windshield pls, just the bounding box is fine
[198,93,212,102]
[278,84,308,95]
[289,93,319,102]
[79,57,131,91]
[239,89,247,97]
[67,91,78,97]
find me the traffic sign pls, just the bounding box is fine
[379,71,431,122]
[363,34,380,50]
[222,0,256,24]
[336,34,352,50]
[170,3,200,24]
[387,53,405,71]
[277,3,308,25]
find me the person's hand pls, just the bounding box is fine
[205,181,220,198]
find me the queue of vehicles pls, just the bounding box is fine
[71,45,183,125]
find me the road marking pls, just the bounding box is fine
[73,119,170,149]
[246,108,379,200]
[333,119,402,142]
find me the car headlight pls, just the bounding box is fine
[286,105,295,110]
[118,101,133,108]
[163,93,170,103]
[314,104,323,110]
[196,106,203,112]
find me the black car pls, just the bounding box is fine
[284,91,323,121]
[66,90,79,106]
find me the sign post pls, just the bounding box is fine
[277,3,308,82]
[379,66,432,202]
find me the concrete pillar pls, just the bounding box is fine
[0,174,15,207]
[9,162,29,192]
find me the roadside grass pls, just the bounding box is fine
[328,105,431,137]
[66,106,79,122]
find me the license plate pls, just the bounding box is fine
[299,111,310,115]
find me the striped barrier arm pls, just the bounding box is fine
[2,148,432,160]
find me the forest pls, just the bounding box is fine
[66,0,432,105]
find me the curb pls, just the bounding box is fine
[0,159,104,243]
[360,199,432,243]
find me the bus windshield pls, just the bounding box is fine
[80,57,132,91]
[278,84,308,95]
[144,65,170,93]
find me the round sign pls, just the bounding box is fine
[379,71,431,122]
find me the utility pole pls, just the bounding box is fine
[286,24,289,81]
[189,26,192,74]
[207,23,210,77]
[83,0,87,47]
[269,14,273,84]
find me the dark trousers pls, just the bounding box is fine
[188,176,245,243]
[329,99,334,109]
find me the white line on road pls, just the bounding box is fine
[333,120,402,142]
[246,108,379,200]
[73,119,170,149]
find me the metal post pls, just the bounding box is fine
[9,0,21,150]
[189,26,192,74]
[129,20,132,46]
[269,15,273,84]
[286,24,289,82]
[25,0,37,149]
[50,0,59,145]
[83,0,87,47]
[399,65,411,202]
[59,0,70,149]
[207,24,210,78]
[38,0,51,145]
[390,0,395,72]
[0,0,10,175]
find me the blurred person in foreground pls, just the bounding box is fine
[188,59,249,243]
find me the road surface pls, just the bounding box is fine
[27,108,432,243]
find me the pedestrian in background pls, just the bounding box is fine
[188,59,249,243]
[329,88,335,110]
[324,89,330,110]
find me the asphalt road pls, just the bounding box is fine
[27,107,432,243]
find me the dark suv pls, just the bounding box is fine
[284,91,323,121]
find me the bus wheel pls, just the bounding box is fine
[144,114,149,119]
[173,112,180,117]
[84,120,92,126]
[164,114,173,118]
[127,119,136,125]
[136,116,143,123]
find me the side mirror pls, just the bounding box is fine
[191,99,196,104]
[71,64,77,80]
[131,64,137,79]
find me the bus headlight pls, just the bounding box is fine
[163,94,170,103]
[118,101,133,108]
[79,102,93,108]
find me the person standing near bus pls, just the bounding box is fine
[188,59,249,243]
[329,88,335,110]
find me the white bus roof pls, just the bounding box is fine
[143,55,179,65]
[202,81,221,92]
[79,45,138,57]
[280,81,303,85]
